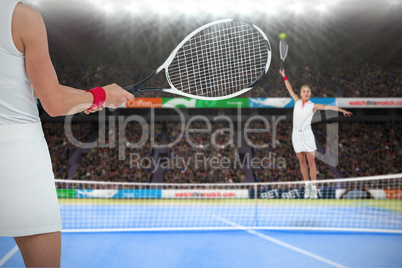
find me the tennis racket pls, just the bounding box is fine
[123,19,271,100]
[279,38,288,70]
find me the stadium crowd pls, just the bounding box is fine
[328,61,402,97]
[70,121,162,183]
[336,122,401,177]
[40,59,401,184]
[164,121,246,183]
[53,60,401,98]
[43,119,401,184]
[42,121,92,179]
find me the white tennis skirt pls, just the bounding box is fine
[0,122,61,237]
[292,128,317,153]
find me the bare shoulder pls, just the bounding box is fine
[13,3,47,52]
[13,3,45,35]
[14,3,42,20]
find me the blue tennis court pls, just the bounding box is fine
[1,230,402,267]
[1,201,402,267]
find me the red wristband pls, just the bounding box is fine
[86,87,106,111]
[283,76,288,81]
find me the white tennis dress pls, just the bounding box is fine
[0,0,62,237]
[292,99,317,153]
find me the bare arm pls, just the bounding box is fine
[279,69,299,102]
[313,104,353,117]
[14,4,134,117]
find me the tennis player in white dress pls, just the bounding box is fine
[279,69,352,199]
[0,1,134,267]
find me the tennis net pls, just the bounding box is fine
[55,173,402,233]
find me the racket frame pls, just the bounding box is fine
[124,19,271,100]
[279,39,288,71]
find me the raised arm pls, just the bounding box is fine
[313,104,353,117]
[279,69,299,102]
[13,3,134,117]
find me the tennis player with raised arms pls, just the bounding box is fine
[279,69,352,199]
[0,1,134,267]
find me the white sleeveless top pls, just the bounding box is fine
[292,99,315,133]
[0,0,40,125]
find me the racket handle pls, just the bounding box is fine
[280,60,283,71]
[123,86,161,93]
[123,70,160,93]
[123,85,138,92]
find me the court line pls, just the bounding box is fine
[217,217,347,268]
[0,245,19,267]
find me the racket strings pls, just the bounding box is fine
[168,21,269,98]
[180,24,266,96]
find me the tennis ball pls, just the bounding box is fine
[279,33,287,40]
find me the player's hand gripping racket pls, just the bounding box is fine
[279,38,288,70]
[123,19,271,100]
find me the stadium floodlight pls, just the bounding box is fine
[154,0,172,16]
[179,1,200,16]
[316,3,328,13]
[291,3,304,14]
[208,0,231,16]
[264,1,280,15]
[100,2,114,13]
[128,3,139,15]
[236,2,254,16]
